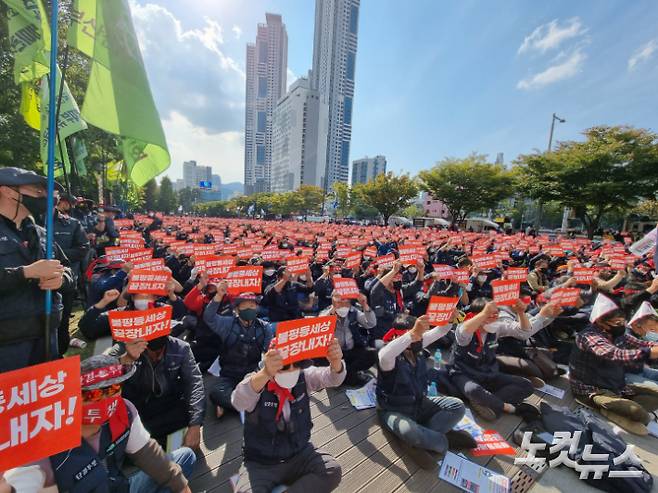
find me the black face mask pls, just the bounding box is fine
[393,281,403,290]
[16,193,48,217]
[609,324,626,339]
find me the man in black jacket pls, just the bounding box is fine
[0,168,75,372]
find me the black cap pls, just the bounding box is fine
[0,167,63,192]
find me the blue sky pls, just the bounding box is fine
[129,0,658,184]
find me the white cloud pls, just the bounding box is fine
[232,25,242,40]
[517,49,586,90]
[162,111,243,183]
[518,17,587,55]
[286,68,298,91]
[628,39,658,71]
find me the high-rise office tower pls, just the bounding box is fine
[351,155,386,185]
[311,0,360,191]
[244,13,288,195]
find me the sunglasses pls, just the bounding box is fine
[82,383,122,402]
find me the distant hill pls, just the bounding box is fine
[220,182,243,199]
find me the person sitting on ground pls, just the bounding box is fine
[319,292,377,386]
[569,294,658,435]
[2,355,195,492]
[263,266,314,322]
[204,284,274,419]
[231,338,346,493]
[625,301,658,389]
[376,313,475,470]
[107,336,206,450]
[527,256,550,294]
[447,298,560,421]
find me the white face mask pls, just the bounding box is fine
[298,276,307,283]
[274,368,300,389]
[335,306,350,318]
[408,267,417,274]
[134,299,150,311]
[477,275,488,284]
[264,269,276,277]
[482,323,498,334]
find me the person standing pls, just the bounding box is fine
[0,167,74,371]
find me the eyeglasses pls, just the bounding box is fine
[82,383,122,402]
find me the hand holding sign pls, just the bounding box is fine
[263,347,284,378]
[409,314,431,341]
[275,315,337,366]
[326,338,344,373]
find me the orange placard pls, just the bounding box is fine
[333,277,360,299]
[193,244,217,257]
[127,269,172,296]
[470,430,516,457]
[505,267,528,282]
[426,296,459,325]
[491,279,520,306]
[573,267,595,285]
[0,357,82,470]
[398,247,420,266]
[376,253,396,269]
[549,288,580,307]
[225,265,263,294]
[132,258,166,271]
[453,269,470,284]
[471,254,498,270]
[344,252,362,270]
[364,246,377,258]
[202,255,236,280]
[119,237,144,249]
[126,248,154,262]
[109,305,172,341]
[105,246,130,260]
[432,264,455,280]
[287,256,310,275]
[275,315,337,365]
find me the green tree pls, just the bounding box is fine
[157,176,177,214]
[353,172,418,225]
[516,126,658,238]
[400,204,424,219]
[332,182,351,218]
[178,187,200,212]
[295,185,324,217]
[418,154,514,226]
[144,179,158,211]
[124,181,145,210]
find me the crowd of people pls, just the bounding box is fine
[1,167,658,493]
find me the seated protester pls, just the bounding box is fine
[570,294,658,435]
[623,274,658,319]
[411,270,469,318]
[86,256,131,308]
[231,339,346,493]
[466,267,496,300]
[204,285,274,419]
[93,206,120,254]
[377,314,475,469]
[79,281,187,340]
[447,298,560,421]
[526,256,550,294]
[261,261,279,291]
[107,336,206,450]
[2,355,195,492]
[625,302,658,388]
[314,261,343,311]
[263,266,314,322]
[370,260,422,342]
[319,292,378,386]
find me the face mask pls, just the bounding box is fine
[264,269,276,277]
[482,323,498,334]
[606,320,626,338]
[477,275,488,284]
[82,395,121,425]
[299,276,307,282]
[274,368,300,389]
[335,306,350,318]
[407,267,417,274]
[16,194,48,217]
[238,308,258,321]
[134,299,151,311]
[393,281,402,290]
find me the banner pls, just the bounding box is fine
[286,256,309,275]
[275,315,337,365]
[491,279,520,306]
[225,265,263,294]
[127,269,171,295]
[426,296,458,325]
[549,288,580,307]
[109,305,172,341]
[0,356,81,471]
[333,277,360,299]
[505,267,528,282]
[628,227,657,257]
[3,0,50,84]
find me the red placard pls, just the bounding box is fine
[573,267,594,285]
[376,253,396,269]
[471,254,497,270]
[105,246,130,260]
[119,237,144,249]
[287,256,310,275]
[193,244,217,257]
[0,357,81,470]
[113,218,133,230]
[275,315,337,365]
[491,279,520,306]
[109,305,172,341]
[505,267,528,282]
[549,287,580,307]
[224,266,263,294]
[333,277,360,299]
[426,296,459,325]
[133,258,166,271]
[127,269,172,295]
[344,252,362,270]
[453,269,470,284]
[432,264,454,280]
[203,255,236,280]
[364,246,377,258]
[126,248,154,262]
[398,247,420,266]
[470,430,516,457]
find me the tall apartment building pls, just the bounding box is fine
[182,160,212,189]
[244,13,288,195]
[351,155,386,185]
[311,0,360,191]
[271,78,329,192]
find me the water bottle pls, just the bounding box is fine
[433,349,443,370]
[427,382,438,397]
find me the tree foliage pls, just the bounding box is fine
[144,179,158,211]
[352,172,418,224]
[418,154,514,225]
[177,187,201,212]
[515,126,658,237]
[157,176,177,214]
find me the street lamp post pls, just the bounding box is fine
[534,113,565,230]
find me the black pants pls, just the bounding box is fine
[209,375,240,411]
[138,396,190,441]
[343,347,378,384]
[451,371,534,418]
[58,289,74,356]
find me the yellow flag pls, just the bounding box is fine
[20,81,40,130]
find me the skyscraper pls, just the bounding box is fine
[311,0,360,191]
[244,13,288,195]
[351,155,386,185]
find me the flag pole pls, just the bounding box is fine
[44,0,60,361]
[54,46,71,194]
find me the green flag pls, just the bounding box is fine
[71,136,88,176]
[3,0,50,84]
[39,70,88,177]
[68,0,170,186]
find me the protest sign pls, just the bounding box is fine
[471,430,516,457]
[491,279,520,306]
[113,219,133,229]
[286,256,310,275]
[0,357,81,470]
[573,267,595,285]
[109,305,172,341]
[133,258,166,271]
[432,264,454,280]
[202,255,236,280]
[126,248,154,262]
[453,269,470,284]
[629,227,657,256]
[127,269,171,296]
[364,246,377,258]
[344,251,362,270]
[376,253,396,269]
[426,296,458,325]
[119,237,144,249]
[505,267,528,282]
[398,247,420,266]
[275,315,337,366]
[193,244,217,257]
[225,266,263,294]
[333,277,360,299]
[472,254,497,270]
[105,246,130,260]
[549,288,580,307]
